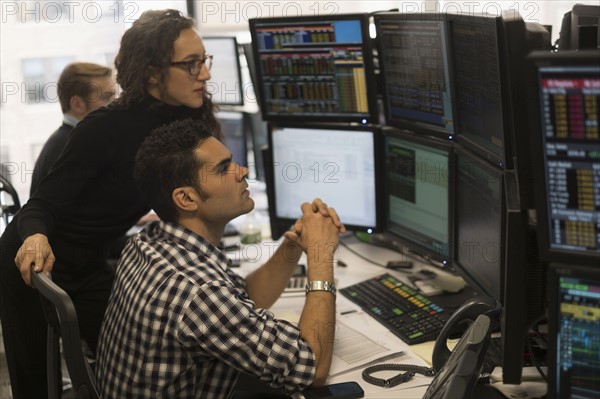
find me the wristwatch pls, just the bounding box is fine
[305,280,337,297]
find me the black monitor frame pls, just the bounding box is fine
[266,122,384,239]
[375,12,457,139]
[448,12,527,170]
[527,49,600,267]
[502,169,547,384]
[216,110,249,170]
[382,126,455,265]
[559,4,600,51]
[547,263,600,399]
[203,36,245,106]
[249,13,379,125]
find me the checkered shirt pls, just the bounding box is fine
[96,221,315,398]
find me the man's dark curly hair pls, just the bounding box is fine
[134,118,213,223]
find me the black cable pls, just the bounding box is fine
[362,363,435,388]
[525,314,548,382]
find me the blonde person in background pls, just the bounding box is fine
[30,62,116,195]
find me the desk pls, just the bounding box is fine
[225,182,547,398]
[228,234,455,398]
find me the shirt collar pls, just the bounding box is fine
[62,113,80,128]
[145,220,232,270]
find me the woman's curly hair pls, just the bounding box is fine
[114,9,220,136]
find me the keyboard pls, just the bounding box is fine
[281,275,307,297]
[340,273,449,345]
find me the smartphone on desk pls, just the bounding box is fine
[302,381,364,399]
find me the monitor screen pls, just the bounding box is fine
[453,147,504,302]
[216,111,248,168]
[448,13,525,169]
[267,124,382,238]
[249,14,378,124]
[547,264,600,399]
[375,13,456,138]
[384,127,452,263]
[203,37,244,105]
[530,51,600,265]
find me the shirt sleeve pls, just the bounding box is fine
[177,281,316,394]
[17,112,115,239]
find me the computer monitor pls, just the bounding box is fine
[216,111,248,168]
[558,4,600,51]
[240,42,261,106]
[382,127,453,264]
[245,111,268,182]
[447,12,528,169]
[500,49,600,385]
[528,50,600,266]
[266,123,382,239]
[453,147,504,303]
[501,169,548,384]
[547,263,600,399]
[452,149,545,384]
[249,14,378,124]
[374,12,456,139]
[203,37,244,105]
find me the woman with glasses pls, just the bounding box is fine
[0,9,218,399]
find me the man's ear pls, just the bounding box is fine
[172,187,200,213]
[69,95,88,118]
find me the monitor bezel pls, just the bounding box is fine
[527,49,600,266]
[382,126,455,265]
[266,122,384,239]
[203,36,245,106]
[215,110,249,170]
[249,13,379,125]
[375,12,457,140]
[547,263,600,399]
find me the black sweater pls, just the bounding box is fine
[30,122,74,196]
[12,96,208,270]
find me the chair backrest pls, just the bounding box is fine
[31,267,100,399]
[0,173,20,226]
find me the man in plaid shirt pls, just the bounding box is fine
[96,118,345,398]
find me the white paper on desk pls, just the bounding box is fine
[328,315,411,377]
[329,320,398,377]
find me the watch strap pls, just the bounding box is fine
[305,280,337,297]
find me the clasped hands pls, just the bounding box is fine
[283,198,346,254]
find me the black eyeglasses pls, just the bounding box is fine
[169,55,213,76]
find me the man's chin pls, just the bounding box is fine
[245,198,255,213]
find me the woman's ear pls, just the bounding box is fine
[172,187,199,213]
[148,67,160,85]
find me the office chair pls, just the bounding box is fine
[30,266,100,399]
[0,173,20,226]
